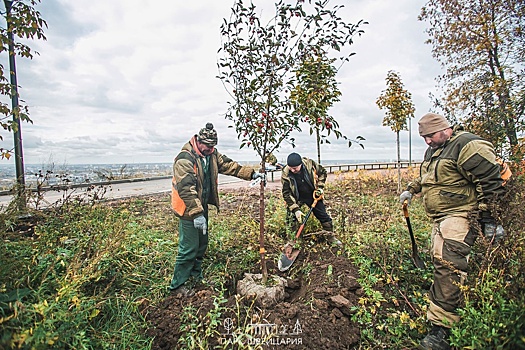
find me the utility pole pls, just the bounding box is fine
[5,0,26,207]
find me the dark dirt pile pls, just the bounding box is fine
[143,245,363,349]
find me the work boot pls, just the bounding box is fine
[419,325,450,350]
[169,284,195,297]
[321,221,343,246]
[327,234,343,246]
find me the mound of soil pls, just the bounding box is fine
[143,244,363,349]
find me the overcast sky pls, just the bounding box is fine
[1,0,443,166]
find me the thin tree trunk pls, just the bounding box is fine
[408,118,412,166]
[259,160,267,283]
[396,130,401,193]
[316,127,321,164]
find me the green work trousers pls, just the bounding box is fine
[169,215,209,290]
[427,214,476,327]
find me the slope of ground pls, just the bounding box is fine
[144,245,362,349]
[142,183,365,349]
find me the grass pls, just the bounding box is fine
[1,169,524,349]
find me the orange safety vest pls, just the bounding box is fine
[496,157,512,186]
[171,151,198,216]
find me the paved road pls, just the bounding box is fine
[0,172,284,208]
[1,162,409,209]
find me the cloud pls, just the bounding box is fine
[1,0,440,166]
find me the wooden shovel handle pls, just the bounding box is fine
[295,196,320,239]
[402,200,409,218]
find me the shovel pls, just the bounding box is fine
[402,200,426,270]
[278,194,321,272]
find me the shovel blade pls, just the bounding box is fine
[278,249,300,272]
[402,207,426,270]
[412,252,426,270]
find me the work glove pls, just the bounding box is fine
[314,188,324,198]
[295,210,304,223]
[483,223,505,243]
[399,190,413,205]
[251,172,267,185]
[479,211,504,243]
[193,215,207,235]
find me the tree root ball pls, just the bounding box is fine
[236,273,288,308]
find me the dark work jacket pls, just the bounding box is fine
[407,126,504,219]
[281,157,327,213]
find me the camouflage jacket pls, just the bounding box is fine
[171,136,254,219]
[281,157,327,213]
[407,126,504,219]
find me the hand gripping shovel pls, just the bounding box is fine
[278,194,321,272]
[402,200,426,269]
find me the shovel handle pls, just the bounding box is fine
[402,200,409,218]
[295,196,320,239]
[296,224,306,238]
[401,200,426,269]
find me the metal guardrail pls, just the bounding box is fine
[0,162,421,196]
[266,161,421,181]
[322,161,421,174]
[0,175,173,196]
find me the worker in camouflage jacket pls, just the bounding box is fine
[169,122,265,297]
[281,152,342,246]
[399,113,506,350]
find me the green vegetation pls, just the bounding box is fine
[1,0,47,160]
[419,0,525,159]
[1,198,175,348]
[1,169,524,349]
